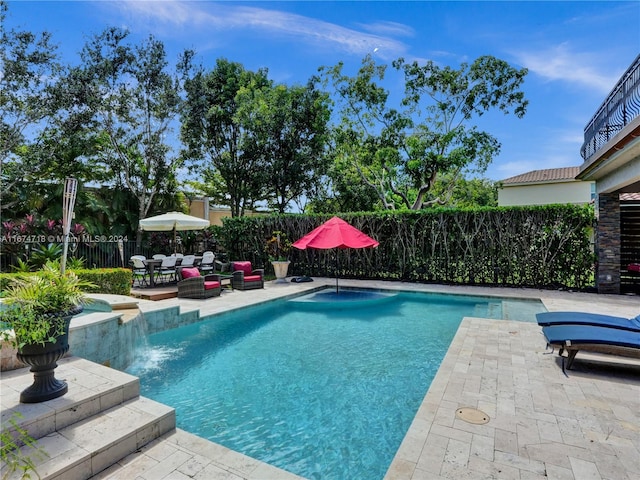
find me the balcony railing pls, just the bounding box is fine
[581,54,640,160]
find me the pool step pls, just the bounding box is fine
[473,301,503,318]
[1,356,175,480]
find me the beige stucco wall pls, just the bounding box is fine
[208,209,232,227]
[188,198,263,226]
[189,201,206,220]
[498,181,594,206]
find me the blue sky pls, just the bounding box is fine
[7,0,640,181]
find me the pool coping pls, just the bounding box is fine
[4,279,639,479]
[100,280,640,479]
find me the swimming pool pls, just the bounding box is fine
[126,289,544,479]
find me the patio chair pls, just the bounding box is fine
[215,259,231,273]
[130,256,150,287]
[231,261,264,290]
[156,255,177,284]
[542,324,640,373]
[199,251,215,274]
[537,311,640,332]
[152,254,167,260]
[180,254,197,268]
[177,267,221,299]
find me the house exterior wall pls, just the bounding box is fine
[189,200,206,220]
[578,122,640,295]
[596,193,621,294]
[208,209,233,226]
[188,198,262,226]
[498,181,593,206]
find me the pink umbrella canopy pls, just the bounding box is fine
[292,217,379,292]
[291,216,379,250]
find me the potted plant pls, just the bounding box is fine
[0,263,93,403]
[265,231,292,283]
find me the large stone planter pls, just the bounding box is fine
[16,307,80,403]
[271,261,291,283]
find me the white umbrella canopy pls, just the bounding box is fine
[139,212,209,253]
[139,212,210,232]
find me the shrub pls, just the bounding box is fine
[1,268,133,297]
[218,205,595,290]
[76,268,132,295]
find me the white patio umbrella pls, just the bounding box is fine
[139,212,210,252]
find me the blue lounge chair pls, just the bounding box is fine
[536,312,640,332]
[542,324,640,372]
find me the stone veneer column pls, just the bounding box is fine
[596,193,621,294]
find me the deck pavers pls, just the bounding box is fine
[3,279,638,479]
[163,280,640,480]
[386,308,639,480]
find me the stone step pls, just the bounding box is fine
[1,356,176,480]
[1,357,140,440]
[7,396,175,480]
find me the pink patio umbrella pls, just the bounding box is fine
[292,216,379,292]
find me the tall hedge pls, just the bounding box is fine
[218,205,595,290]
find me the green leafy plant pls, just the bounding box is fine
[0,412,47,479]
[0,262,93,349]
[66,256,86,270]
[11,258,32,273]
[264,231,291,262]
[76,268,132,295]
[220,206,595,290]
[29,243,63,270]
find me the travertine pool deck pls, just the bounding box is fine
[3,280,639,479]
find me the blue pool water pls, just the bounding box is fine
[126,289,544,479]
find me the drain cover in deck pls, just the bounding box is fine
[455,407,490,424]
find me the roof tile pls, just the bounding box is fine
[501,167,581,185]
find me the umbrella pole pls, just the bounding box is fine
[336,253,339,293]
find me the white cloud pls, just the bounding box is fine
[514,43,623,94]
[558,131,584,146]
[114,0,409,58]
[493,160,539,180]
[117,0,198,27]
[491,126,585,180]
[357,21,414,38]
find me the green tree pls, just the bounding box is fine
[318,56,411,210]
[427,175,498,208]
[319,55,528,210]
[61,28,186,245]
[0,1,62,212]
[235,82,331,213]
[306,135,381,213]
[181,58,271,217]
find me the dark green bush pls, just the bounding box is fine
[0,268,132,296]
[76,268,132,295]
[218,205,595,290]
